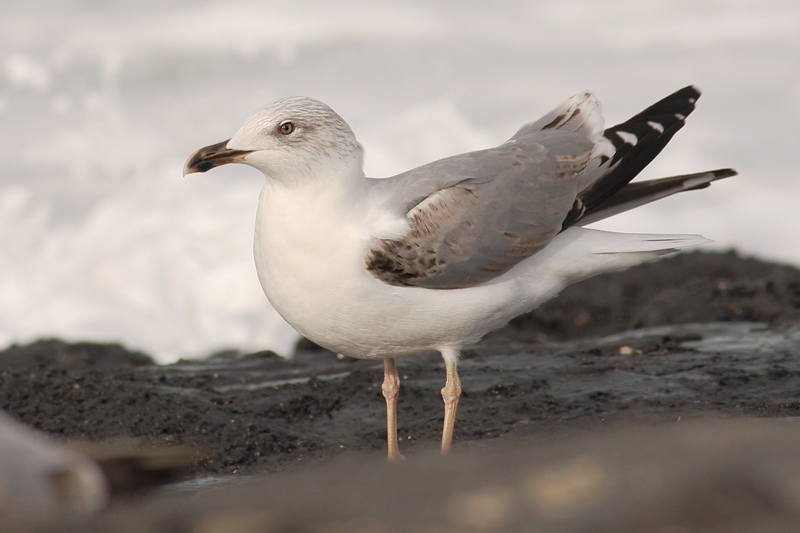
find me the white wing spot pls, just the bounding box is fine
[674,113,686,121]
[592,137,615,160]
[616,131,638,146]
[647,121,665,133]
[683,175,713,189]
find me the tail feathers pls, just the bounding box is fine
[577,168,737,226]
[528,227,710,285]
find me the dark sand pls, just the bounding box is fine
[2,250,800,531]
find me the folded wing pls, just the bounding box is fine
[365,86,732,290]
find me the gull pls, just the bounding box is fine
[184,86,734,461]
[0,411,107,512]
[0,411,200,511]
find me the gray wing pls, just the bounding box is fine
[365,86,717,290]
[365,129,594,289]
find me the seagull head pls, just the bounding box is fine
[183,96,364,183]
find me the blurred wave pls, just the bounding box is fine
[1,0,798,362]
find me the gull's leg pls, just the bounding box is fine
[382,358,404,461]
[440,348,462,455]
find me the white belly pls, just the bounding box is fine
[252,182,547,359]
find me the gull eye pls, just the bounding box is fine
[278,121,295,135]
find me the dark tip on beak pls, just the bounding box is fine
[183,139,253,176]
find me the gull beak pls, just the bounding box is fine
[182,139,254,176]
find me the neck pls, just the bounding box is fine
[259,163,368,226]
[254,160,372,290]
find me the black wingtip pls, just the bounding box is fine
[713,168,738,179]
[689,168,737,190]
[570,168,738,227]
[577,86,708,215]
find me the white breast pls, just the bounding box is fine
[252,180,408,355]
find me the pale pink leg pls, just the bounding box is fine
[440,357,462,455]
[382,358,404,461]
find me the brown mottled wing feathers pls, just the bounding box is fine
[366,131,592,289]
